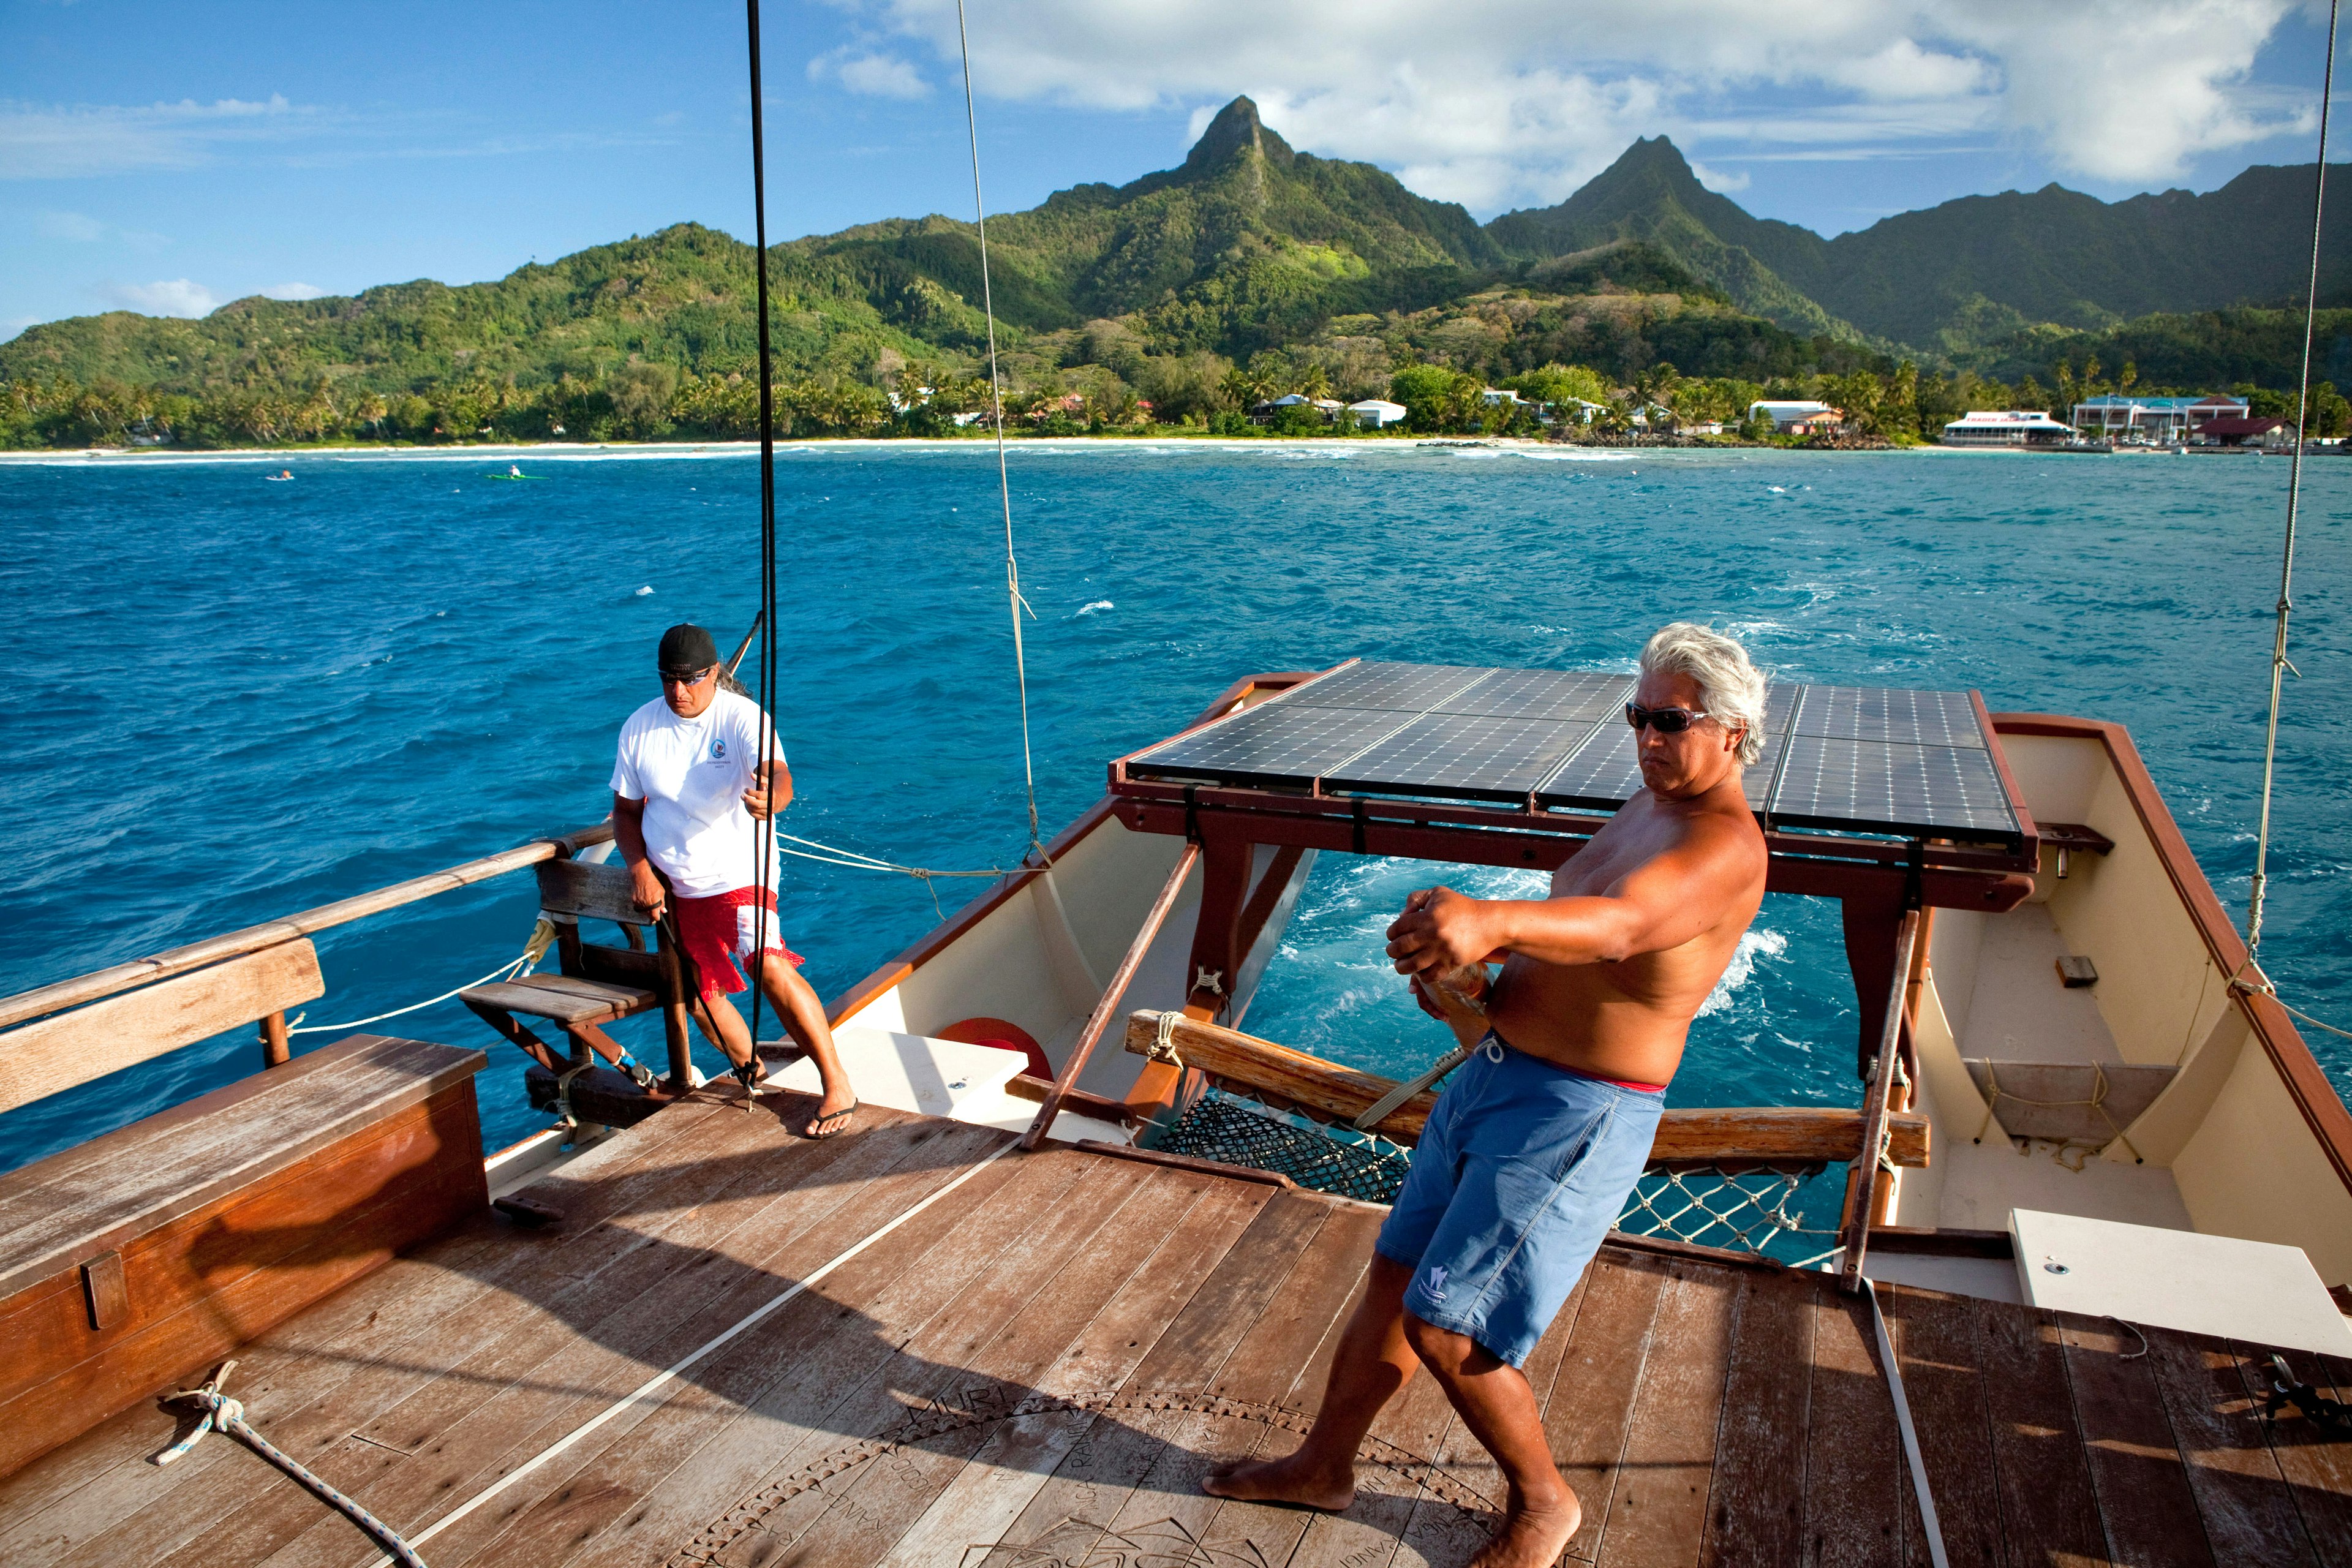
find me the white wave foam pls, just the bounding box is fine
[633,586,654,597]
[1696,928,1787,1018]
[1074,600,1114,617]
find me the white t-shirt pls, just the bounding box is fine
[609,690,786,899]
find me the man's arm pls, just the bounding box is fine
[612,793,665,917]
[1387,819,1760,976]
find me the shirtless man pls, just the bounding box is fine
[1204,623,1770,1568]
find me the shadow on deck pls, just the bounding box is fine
[2,1088,2346,1567]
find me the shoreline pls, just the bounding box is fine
[0,434,1960,466]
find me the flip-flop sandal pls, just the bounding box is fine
[802,1101,858,1140]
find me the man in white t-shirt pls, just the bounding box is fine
[611,624,857,1138]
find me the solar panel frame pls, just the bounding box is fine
[1323,712,1602,802]
[1534,720,1644,810]
[1126,701,1423,789]
[1789,685,1987,748]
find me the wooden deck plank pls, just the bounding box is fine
[1695,1269,1814,1568]
[967,1180,1302,1566]
[1874,1284,2002,1568]
[653,1150,1159,1568]
[1975,1299,2106,1568]
[2142,1328,2321,1568]
[1541,1245,1672,1564]
[298,1120,1024,1568]
[871,1169,1266,1568]
[1799,1287,1910,1568]
[40,1093,806,1568]
[2233,1344,2352,1568]
[136,1095,902,1568]
[970,1191,1340,1568]
[0,1096,738,1566]
[601,1164,1268,1568]
[2057,1313,2216,1568]
[1591,1260,1742,1568]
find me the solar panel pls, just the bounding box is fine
[1120,660,2024,846]
[1791,685,1985,748]
[1325,712,1596,802]
[1536,722,1644,810]
[1436,669,1634,723]
[1771,734,2015,837]
[1129,703,1415,788]
[1286,662,1494,712]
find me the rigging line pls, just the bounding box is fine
[955,0,1050,864]
[745,0,782,1064]
[285,951,529,1035]
[2247,0,2338,957]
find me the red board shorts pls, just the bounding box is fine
[672,886,805,1001]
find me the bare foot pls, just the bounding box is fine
[1200,1451,1356,1512]
[1467,1487,1580,1568]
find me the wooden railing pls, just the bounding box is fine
[1121,1011,1931,1170]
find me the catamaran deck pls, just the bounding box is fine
[4,1087,2346,1568]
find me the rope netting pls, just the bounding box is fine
[1150,1084,1841,1261]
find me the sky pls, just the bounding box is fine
[1,0,2341,342]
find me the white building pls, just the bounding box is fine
[1747,399,1834,432]
[1348,399,1408,428]
[1940,410,2076,447]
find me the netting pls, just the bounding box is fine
[1154,1090,1414,1205]
[1150,1086,1841,1262]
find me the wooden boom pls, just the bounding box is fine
[1124,1011,1930,1169]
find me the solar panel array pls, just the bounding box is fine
[1128,660,2021,842]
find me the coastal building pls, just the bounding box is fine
[1940,410,2076,447]
[1480,388,1531,407]
[2070,394,2248,442]
[2190,415,2290,448]
[1785,409,1846,437]
[1748,399,1834,432]
[1559,397,1608,425]
[1347,399,1407,428]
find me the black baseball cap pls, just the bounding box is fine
[657,623,720,677]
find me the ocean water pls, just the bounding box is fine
[2,440,2347,1198]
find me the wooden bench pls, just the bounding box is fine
[0,941,486,1478]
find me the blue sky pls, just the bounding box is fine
[2,0,2339,341]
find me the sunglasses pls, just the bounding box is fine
[660,665,717,686]
[1624,701,1714,735]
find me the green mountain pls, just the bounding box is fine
[1491,137,2351,356]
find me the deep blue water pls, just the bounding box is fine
[3,440,2347,1195]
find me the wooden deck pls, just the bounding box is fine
[3,1087,2347,1568]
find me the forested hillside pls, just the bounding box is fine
[4,97,2344,449]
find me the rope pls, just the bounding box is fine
[744,0,783,1071]
[2247,0,2338,956]
[356,1139,1017,1567]
[285,942,539,1035]
[1863,1281,1953,1568]
[954,0,1050,865]
[1969,1059,2143,1169]
[152,1362,429,1567]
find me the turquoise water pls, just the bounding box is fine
[2,442,2346,1188]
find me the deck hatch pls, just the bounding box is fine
[1125,660,2024,845]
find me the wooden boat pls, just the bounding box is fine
[1,665,2347,1566]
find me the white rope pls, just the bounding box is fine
[356,1138,1018,1566]
[2247,0,2338,956]
[954,0,1049,865]
[1864,1280,1952,1568]
[771,831,1004,879]
[286,951,532,1035]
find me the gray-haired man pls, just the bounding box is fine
[1205,624,1770,1568]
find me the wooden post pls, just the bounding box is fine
[1178,820,1256,1020]
[1839,907,1920,1293]
[1022,842,1199,1152]
[258,1009,290,1068]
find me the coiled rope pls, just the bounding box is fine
[153,1360,429,1567]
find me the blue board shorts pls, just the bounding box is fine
[1376,1033,1665,1368]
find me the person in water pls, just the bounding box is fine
[611,622,858,1138]
[1204,622,1770,1568]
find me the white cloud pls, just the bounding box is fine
[1687,160,1750,194]
[0,94,305,179]
[96,279,220,317]
[260,282,326,300]
[821,0,2309,209]
[808,47,932,100]
[36,209,107,241]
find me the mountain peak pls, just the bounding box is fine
[1607,135,1700,183]
[1185,96,1295,171]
